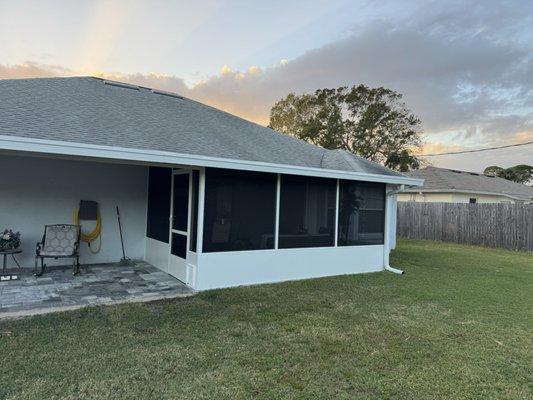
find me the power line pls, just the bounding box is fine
[419,140,533,157]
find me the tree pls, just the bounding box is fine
[385,149,420,172]
[269,85,422,170]
[484,165,533,184]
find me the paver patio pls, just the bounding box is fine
[0,262,194,319]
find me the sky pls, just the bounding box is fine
[0,0,532,172]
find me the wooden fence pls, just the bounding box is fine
[397,202,533,252]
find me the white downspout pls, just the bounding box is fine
[384,184,405,275]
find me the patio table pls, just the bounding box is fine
[1,249,22,280]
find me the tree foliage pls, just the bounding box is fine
[269,85,422,170]
[483,165,533,184]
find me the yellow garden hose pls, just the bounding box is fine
[74,210,102,254]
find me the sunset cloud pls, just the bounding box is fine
[1,1,531,172]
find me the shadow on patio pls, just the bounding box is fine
[0,262,195,319]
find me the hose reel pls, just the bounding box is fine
[74,200,102,254]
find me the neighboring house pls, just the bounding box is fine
[399,166,533,204]
[0,77,422,290]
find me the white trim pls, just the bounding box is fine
[168,170,193,284]
[196,168,206,255]
[0,134,423,186]
[383,188,391,269]
[143,167,150,262]
[334,179,340,247]
[274,174,281,250]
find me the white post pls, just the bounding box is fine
[197,168,206,254]
[383,187,390,269]
[334,179,340,246]
[274,173,280,249]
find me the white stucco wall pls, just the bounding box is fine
[194,245,384,290]
[145,237,170,274]
[450,193,514,203]
[398,192,454,202]
[398,192,516,203]
[0,154,148,268]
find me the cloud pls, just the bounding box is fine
[0,62,71,79]
[1,0,531,171]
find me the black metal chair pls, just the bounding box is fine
[35,224,81,276]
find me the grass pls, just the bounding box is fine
[0,239,532,399]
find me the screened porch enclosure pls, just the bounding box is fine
[144,166,392,290]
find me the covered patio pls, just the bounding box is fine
[0,262,194,319]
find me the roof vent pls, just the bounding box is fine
[151,89,183,99]
[468,172,480,176]
[103,80,140,91]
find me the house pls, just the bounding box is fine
[399,166,533,204]
[0,77,422,290]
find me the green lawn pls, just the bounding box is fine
[1,239,532,399]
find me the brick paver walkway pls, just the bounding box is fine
[0,262,194,319]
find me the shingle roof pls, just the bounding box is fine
[0,76,402,178]
[405,166,533,201]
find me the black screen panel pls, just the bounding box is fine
[146,167,171,243]
[190,170,200,252]
[279,175,336,248]
[338,180,385,246]
[171,233,187,259]
[172,173,189,232]
[203,168,276,252]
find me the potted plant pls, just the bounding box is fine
[0,229,21,251]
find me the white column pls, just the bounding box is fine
[274,173,280,249]
[197,168,206,254]
[383,185,391,268]
[389,194,398,250]
[334,179,340,246]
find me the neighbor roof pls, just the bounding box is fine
[405,166,533,201]
[0,77,414,183]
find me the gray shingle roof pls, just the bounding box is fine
[405,166,533,201]
[0,76,402,178]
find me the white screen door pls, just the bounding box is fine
[168,170,192,284]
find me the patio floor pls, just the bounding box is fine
[0,262,195,319]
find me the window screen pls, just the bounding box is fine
[189,170,200,252]
[279,175,336,248]
[146,167,171,243]
[203,168,277,252]
[338,180,385,246]
[172,173,189,232]
[171,233,187,259]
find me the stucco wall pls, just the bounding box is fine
[450,193,514,203]
[398,192,515,203]
[195,245,384,290]
[0,154,148,268]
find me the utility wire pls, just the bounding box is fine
[419,140,533,157]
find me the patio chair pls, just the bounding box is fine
[35,224,81,276]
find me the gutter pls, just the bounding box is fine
[383,184,408,275]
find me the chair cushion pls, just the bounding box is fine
[42,225,78,256]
